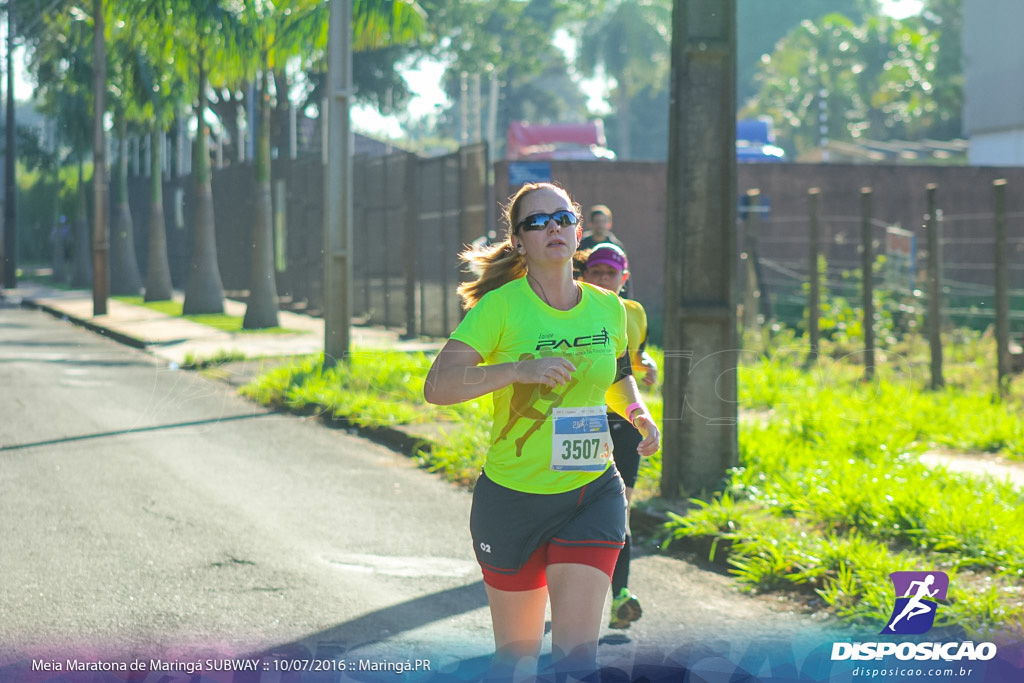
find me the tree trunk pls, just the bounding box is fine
[70,158,93,288]
[271,68,290,156]
[615,80,632,161]
[243,65,280,329]
[144,128,173,301]
[50,171,67,283]
[209,87,245,164]
[183,49,225,315]
[109,110,143,295]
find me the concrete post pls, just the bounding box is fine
[661,0,738,498]
[92,0,109,315]
[323,0,353,366]
[3,8,16,289]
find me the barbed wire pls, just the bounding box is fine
[758,257,1024,294]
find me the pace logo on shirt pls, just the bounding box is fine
[535,327,610,352]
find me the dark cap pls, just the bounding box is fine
[585,243,628,272]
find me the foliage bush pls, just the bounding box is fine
[17,162,84,264]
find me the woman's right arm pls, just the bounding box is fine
[424,339,576,406]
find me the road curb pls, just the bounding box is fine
[20,298,150,350]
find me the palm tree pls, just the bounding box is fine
[114,5,186,302]
[131,0,243,314]
[745,13,939,156]
[236,0,427,329]
[108,107,144,295]
[132,0,426,320]
[104,10,174,297]
[577,0,671,160]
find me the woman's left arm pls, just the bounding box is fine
[607,374,660,456]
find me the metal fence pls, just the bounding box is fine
[127,142,490,339]
[742,198,1024,335]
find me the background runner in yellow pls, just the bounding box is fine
[450,276,627,494]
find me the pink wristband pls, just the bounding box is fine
[625,402,646,426]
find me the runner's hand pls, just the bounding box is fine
[633,414,660,456]
[640,359,658,386]
[514,357,576,389]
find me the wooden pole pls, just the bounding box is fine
[994,179,1010,396]
[807,187,821,364]
[742,188,761,333]
[861,187,875,381]
[925,183,944,389]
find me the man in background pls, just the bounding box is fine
[579,205,629,298]
[579,205,624,251]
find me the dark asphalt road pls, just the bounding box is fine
[0,302,493,668]
[0,302,862,681]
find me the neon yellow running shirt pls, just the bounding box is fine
[622,298,649,374]
[451,277,628,494]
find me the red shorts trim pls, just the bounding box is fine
[480,541,624,591]
[549,542,621,577]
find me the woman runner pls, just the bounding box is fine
[425,182,660,681]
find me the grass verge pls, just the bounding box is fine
[240,340,1024,637]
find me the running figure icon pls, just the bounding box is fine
[885,573,940,633]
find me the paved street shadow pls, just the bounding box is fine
[239,582,491,680]
[0,357,154,366]
[0,412,279,452]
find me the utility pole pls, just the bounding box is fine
[3,5,16,288]
[661,0,738,498]
[92,0,108,314]
[323,0,352,366]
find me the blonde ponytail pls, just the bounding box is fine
[457,238,526,309]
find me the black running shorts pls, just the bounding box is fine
[470,465,627,577]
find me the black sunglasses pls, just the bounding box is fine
[515,210,579,233]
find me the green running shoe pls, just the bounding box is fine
[609,587,643,629]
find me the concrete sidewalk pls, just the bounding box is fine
[7,281,443,367]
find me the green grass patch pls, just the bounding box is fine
[665,348,1024,637]
[737,341,1024,459]
[241,350,494,486]
[181,349,248,370]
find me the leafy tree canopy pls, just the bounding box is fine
[744,9,961,157]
